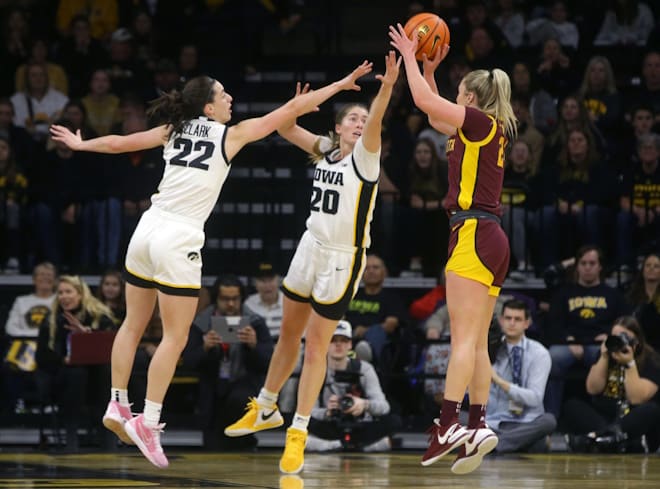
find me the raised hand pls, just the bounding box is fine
[375,50,401,86]
[422,44,450,75]
[336,60,373,92]
[388,23,418,60]
[49,124,82,151]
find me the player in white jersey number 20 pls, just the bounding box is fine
[225,50,401,475]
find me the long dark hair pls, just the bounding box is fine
[626,253,660,306]
[613,315,659,371]
[146,75,216,137]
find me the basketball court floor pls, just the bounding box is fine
[0,451,658,488]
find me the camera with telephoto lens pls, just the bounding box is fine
[605,332,637,353]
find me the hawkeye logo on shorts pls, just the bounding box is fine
[187,251,200,262]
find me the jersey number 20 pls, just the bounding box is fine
[310,186,339,215]
[170,138,214,170]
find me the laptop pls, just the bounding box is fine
[68,330,116,365]
[210,316,251,343]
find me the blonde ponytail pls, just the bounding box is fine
[462,69,518,140]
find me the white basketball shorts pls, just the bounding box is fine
[281,230,366,320]
[124,206,204,296]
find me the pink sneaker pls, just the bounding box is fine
[102,401,134,445]
[124,414,169,468]
[450,425,498,474]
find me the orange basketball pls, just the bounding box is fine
[403,12,450,61]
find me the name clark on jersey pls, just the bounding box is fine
[182,122,211,138]
[314,168,345,186]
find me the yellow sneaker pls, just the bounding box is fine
[279,475,304,489]
[224,398,283,437]
[279,427,307,474]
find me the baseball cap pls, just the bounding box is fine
[255,262,277,279]
[333,320,352,339]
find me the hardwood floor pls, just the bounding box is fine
[0,451,658,488]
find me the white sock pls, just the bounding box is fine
[143,399,162,427]
[291,413,310,432]
[111,388,130,407]
[257,388,278,408]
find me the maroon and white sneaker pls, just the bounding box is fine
[421,419,471,466]
[450,425,498,474]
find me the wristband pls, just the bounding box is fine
[626,360,636,369]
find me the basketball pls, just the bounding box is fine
[403,12,450,61]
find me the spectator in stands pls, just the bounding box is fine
[616,134,660,268]
[401,138,449,277]
[105,27,148,99]
[625,51,660,127]
[536,128,616,267]
[243,262,284,339]
[96,269,126,324]
[1,262,56,413]
[182,274,273,450]
[142,58,180,105]
[618,105,656,170]
[535,38,578,101]
[10,62,69,144]
[511,95,545,172]
[35,275,117,451]
[0,98,34,167]
[578,56,623,151]
[61,100,98,141]
[594,1,656,47]
[130,10,159,73]
[544,245,627,419]
[27,119,85,269]
[510,61,557,135]
[625,253,660,351]
[0,135,27,273]
[56,0,119,42]
[488,299,556,453]
[0,8,30,96]
[525,1,579,51]
[464,27,510,73]
[563,316,660,453]
[345,254,407,364]
[177,43,202,84]
[81,69,121,137]
[14,38,68,96]
[493,0,525,49]
[501,140,536,276]
[545,94,606,165]
[306,320,398,453]
[55,15,109,98]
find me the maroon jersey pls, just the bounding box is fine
[444,106,506,216]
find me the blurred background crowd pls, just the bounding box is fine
[0,0,659,455]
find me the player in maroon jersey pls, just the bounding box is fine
[390,24,517,474]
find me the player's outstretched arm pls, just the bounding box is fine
[226,61,373,159]
[361,50,400,153]
[389,23,462,134]
[49,124,170,154]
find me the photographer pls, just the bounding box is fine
[306,320,399,452]
[563,316,660,453]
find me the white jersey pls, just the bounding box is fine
[305,137,380,249]
[151,116,230,224]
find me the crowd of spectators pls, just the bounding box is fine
[0,0,659,454]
